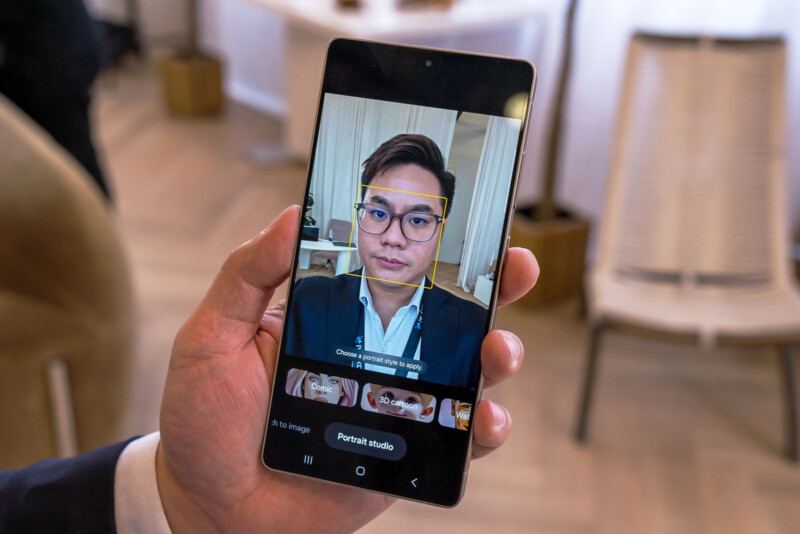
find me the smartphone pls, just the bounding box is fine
[262,38,535,507]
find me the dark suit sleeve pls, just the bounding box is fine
[451,296,489,389]
[0,439,136,533]
[285,273,362,365]
[284,276,325,359]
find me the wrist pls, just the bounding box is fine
[155,443,221,534]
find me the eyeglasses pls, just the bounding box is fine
[355,203,443,242]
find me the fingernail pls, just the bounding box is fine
[501,331,522,367]
[491,402,507,429]
[262,205,301,235]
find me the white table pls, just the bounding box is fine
[298,239,353,275]
[240,0,546,158]
[473,274,493,306]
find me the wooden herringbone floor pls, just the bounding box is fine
[95,63,800,534]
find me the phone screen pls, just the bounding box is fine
[263,39,534,506]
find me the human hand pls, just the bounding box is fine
[156,205,539,534]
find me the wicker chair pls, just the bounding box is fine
[574,34,799,461]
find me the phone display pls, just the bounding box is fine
[263,39,534,506]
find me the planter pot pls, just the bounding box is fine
[510,205,590,307]
[157,53,223,117]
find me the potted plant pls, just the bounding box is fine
[157,0,224,116]
[511,0,590,307]
[304,193,316,227]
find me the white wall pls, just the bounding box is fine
[89,0,195,46]
[439,113,489,264]
[138,0,188,43]
[202,0,286,116]
[86,0,128,24]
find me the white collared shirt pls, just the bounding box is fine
[114,433,171,533]
[358,274,424,380]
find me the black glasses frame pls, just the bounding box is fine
[354,202,443,242]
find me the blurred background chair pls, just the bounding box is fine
[0,94,134,469]
[574,33,800,461]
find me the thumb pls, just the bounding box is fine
[179,205,301,353]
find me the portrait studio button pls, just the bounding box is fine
[324,422,407,461]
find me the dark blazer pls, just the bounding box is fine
[285,270,487,388]
[0,439,133,533]
[0,0,109,198]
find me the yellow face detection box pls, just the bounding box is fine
[345,184,447,290]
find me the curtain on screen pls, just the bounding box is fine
[457,116,521,292]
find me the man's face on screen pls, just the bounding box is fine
[358,163,444,287]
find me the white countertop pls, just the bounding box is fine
[241,0,547,39]
[299,239,353,251]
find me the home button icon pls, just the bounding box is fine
[355,466,366,476]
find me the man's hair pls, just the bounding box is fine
[360,134,455,218]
